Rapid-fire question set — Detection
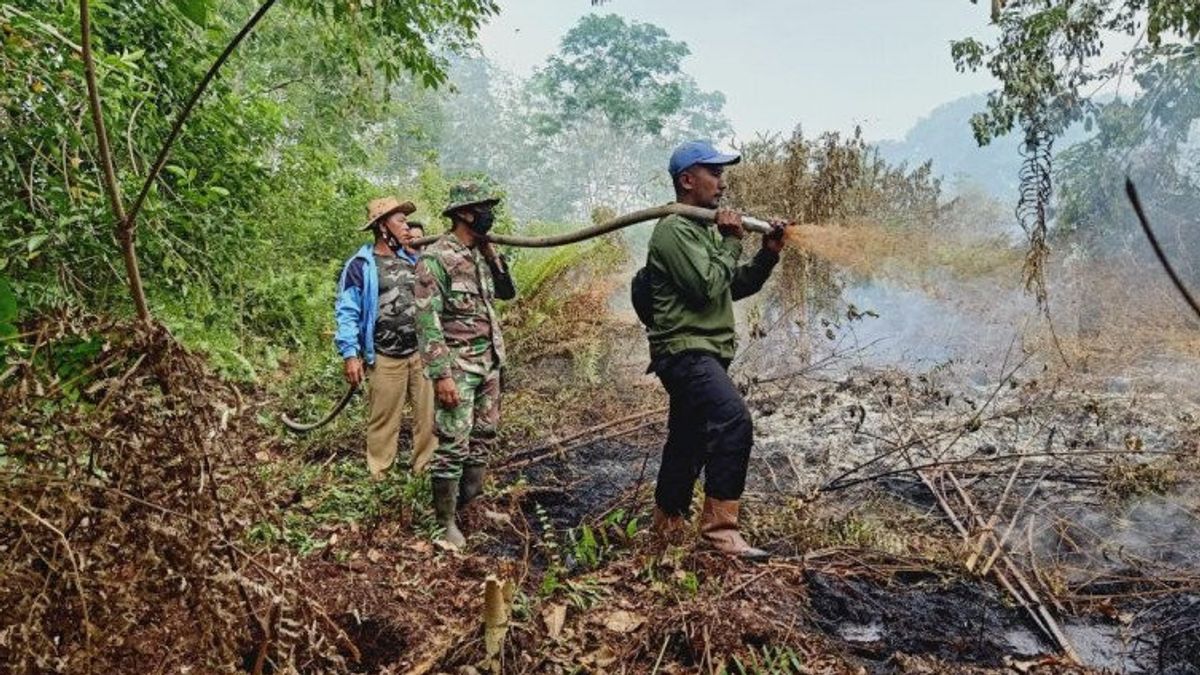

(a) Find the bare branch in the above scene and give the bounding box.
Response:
[79,0,150,324]
[123,0,279,231]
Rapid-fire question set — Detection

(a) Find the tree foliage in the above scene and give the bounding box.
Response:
[954,0,1200,146]
[530,13,716,136]
[1,0,495,375]
[441,15,731,223]
[1056,56,1200,281]
[951,0,1200,303]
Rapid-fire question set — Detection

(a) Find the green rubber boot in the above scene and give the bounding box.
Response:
[432,477,466,549]
[459,464,486,509]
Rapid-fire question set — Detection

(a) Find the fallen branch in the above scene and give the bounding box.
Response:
[503,406,667,465]
[500,416,666,471]
[944,471,1081,664]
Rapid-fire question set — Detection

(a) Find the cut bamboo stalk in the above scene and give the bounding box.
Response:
[483,575,515,674]
[981,469,1046,577]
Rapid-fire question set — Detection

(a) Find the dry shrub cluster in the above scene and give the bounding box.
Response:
[726,127,941,227]
[723,127,953,318]
[1050,249,1200,370]
[0,314,352,673]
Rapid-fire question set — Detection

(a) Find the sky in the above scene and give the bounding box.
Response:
[476,0,1003,143]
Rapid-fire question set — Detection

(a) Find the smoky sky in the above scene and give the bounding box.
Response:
[477,0,1004,142]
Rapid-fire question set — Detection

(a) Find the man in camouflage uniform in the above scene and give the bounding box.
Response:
[414,181,516,548]
[335,197,437,478]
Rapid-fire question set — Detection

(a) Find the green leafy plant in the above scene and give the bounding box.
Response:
[723,645,806,674]
[0,278,16,370]
[246,459,433,555]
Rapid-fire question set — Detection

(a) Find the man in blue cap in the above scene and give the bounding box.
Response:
[642,140,786,560]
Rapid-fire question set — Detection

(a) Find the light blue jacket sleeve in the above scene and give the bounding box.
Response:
[334,258,365,359]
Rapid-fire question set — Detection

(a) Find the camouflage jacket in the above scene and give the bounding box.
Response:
[415,236,516,379]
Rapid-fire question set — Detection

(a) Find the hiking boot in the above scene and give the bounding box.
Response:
[652,505,689,546]
[699,497,769,562]
[432,477,466,549]
[458,464,486,509]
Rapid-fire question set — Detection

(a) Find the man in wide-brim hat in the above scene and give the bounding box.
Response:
[414,180,516,549]
[334,196,437,479]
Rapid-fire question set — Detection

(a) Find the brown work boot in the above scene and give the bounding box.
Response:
[652,506,689,546]
[699,497,769,562]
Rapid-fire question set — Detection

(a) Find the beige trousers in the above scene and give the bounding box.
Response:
[367,353,436,476]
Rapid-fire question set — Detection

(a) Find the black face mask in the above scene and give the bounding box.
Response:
[470,208,495,237]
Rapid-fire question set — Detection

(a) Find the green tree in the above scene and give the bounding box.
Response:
[438,17,731,223]
[1056,57,1200,268]
[2,0,498,374]
[951,0,1200,301]
[530,13,696,136]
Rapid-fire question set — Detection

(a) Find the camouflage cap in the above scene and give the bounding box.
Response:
[441,180,501,217]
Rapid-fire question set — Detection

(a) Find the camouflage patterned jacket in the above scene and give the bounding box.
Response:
[414,236,516,379]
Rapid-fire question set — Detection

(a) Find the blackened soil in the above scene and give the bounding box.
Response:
[1148,594,1200,675]
[337,614,409,673]
[516,439,658,528]
[805,569,1049,671]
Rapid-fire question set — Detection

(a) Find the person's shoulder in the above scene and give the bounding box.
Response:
[340,255,369,289]
[422,238,459,263]
[650,213,701,247]
[656,212,691,228]
[418,242,461,278]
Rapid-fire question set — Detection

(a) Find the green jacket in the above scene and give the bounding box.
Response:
[645,213,779,362]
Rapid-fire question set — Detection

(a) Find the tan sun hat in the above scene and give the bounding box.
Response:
[362,197,416,231]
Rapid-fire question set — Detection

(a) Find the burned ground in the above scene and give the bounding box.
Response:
[4,266,1200,674]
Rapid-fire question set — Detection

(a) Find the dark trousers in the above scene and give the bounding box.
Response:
[653,351,753,516]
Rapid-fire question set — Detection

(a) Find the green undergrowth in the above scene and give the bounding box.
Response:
[247,458,436,556]
[723,645,809,674]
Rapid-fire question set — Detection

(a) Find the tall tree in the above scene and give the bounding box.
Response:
[438,15,731,222]
[952,0,1200,302]
[529,13,694,136]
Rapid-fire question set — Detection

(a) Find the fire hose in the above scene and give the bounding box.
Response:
[280,203,779,433]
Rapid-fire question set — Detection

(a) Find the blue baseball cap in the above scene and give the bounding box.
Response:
[668,140,741,178]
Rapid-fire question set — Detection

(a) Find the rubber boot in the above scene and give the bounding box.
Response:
[652,506,689,546]
[458,464,486,509]
[699,497,769,562]
[432,477,466,549]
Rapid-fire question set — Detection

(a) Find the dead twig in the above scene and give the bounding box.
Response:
[504,406,667,464]
[501,417,665,471]
[967,454,1024,572]
[980,466,1050,578]
[1,496,94,670]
